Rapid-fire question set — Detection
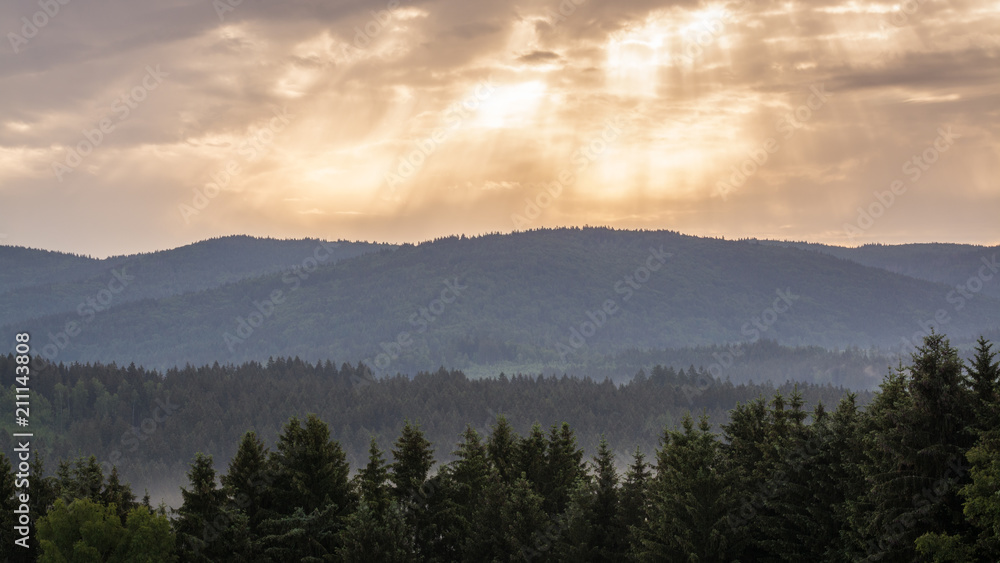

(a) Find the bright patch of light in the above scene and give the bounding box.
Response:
[472,81,547,128]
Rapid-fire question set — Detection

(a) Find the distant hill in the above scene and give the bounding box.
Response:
[3,228,997,380]
[0,235,389,327]
[759,240,1000,299]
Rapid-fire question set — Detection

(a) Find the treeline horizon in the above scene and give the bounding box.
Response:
[0,350,865,504]
[2,332,999,561]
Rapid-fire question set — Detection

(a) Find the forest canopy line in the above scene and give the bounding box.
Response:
[0,349,864,503]
[1,332,998,562]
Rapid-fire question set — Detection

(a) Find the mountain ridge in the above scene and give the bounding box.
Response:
[3,228,997,378]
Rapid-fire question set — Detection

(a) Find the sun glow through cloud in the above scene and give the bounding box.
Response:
[0,0,997,256]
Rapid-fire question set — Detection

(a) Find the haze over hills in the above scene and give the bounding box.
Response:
[0,236,389,328]
[3,228,998,386]
[760,239,1000,300]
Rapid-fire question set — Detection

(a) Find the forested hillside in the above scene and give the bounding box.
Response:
[3,228,998,373]
[0,351,863,508]
[0,236,388,328]
[762,240,1000,300]
[2,333,997,562]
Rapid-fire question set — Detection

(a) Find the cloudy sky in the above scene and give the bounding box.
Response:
[1,0,998,257]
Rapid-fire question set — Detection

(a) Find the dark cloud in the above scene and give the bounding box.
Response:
[518,49,562,62]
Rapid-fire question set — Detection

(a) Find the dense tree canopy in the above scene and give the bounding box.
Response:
[3,333,999,561]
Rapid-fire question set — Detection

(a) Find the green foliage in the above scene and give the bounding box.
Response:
[487,415,519,484]
[636,414,741,562]
[354,436,391,516]
[173,453,248,562]
[336,501,416,562]
[390,420,435,505]
[36,498,175,563]
[0,354,863,513]
[220,430,271,534]
[852,334,976,561]
[270,414,352,516]
[12,331,1000,562]
[258,505,341,562]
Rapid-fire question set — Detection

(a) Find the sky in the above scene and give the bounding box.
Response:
[1,0,998,257]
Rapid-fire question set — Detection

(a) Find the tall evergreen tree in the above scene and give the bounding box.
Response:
[221,430,271,534]
[447,424,492,554]
[270,414,353,516]
[967,336,1000,430]
[0,453,18,559]
[517,423,549,498]
[620,446,651,556]
[487,415,519,485]
[636,414,740,562]
[57,456,104,504]
[543,422,586,515]
[853,334,976,561]
[555,436,624,561]
[721,396,772,558]
[101,466,138,524]
[336,501,416,562]
[388,420,436,559]
[258,504,342,562]
[390,420,435,506]
[355,436,391,515]
[589,437,624,559]
[173,453,248,562]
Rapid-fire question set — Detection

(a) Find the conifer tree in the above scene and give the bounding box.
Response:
[270,414,353,515]
[258,504,341,561]
[221,430,271,533]
[543,422,586,515]
[390,420,435,506]
[57,455,104,504]
[487,415,519,484]
[967,336,999,430]
[636,414,740,562]
[620,446,651,555]
[554,436,624,561]
[101,466,137,524]
[517,423,548,496]
[336,501,416,562]
[854,334,976,561]
[0,453,17,557]
[355,436,391,515]
[174,453,248,562]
